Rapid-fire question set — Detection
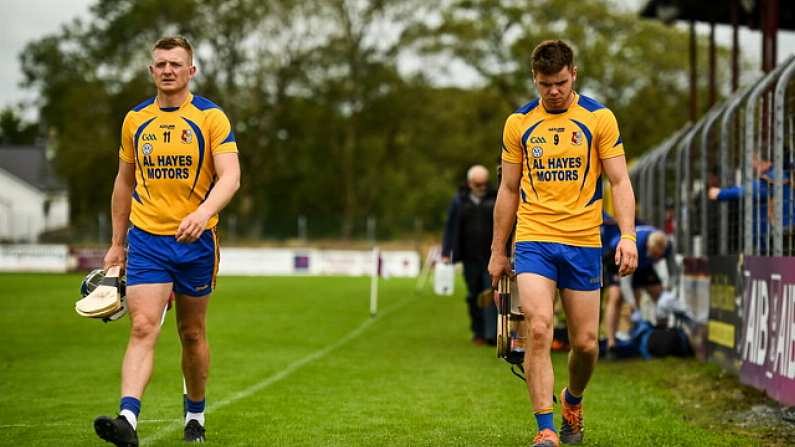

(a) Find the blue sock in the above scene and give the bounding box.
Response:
[534,408,556,432]
[564,388,583,406]
[119,396,141,417]
[186,398,205,414]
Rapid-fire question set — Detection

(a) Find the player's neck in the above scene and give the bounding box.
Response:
[157,89,191,109]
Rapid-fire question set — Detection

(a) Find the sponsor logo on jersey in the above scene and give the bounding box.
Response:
[532,156,582,182]
[532,146,543,158]
[142,143,154,156]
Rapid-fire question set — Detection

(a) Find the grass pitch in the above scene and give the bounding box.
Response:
[0,273,788,446]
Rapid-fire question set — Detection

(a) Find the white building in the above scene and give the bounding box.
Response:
[0,146,69,242]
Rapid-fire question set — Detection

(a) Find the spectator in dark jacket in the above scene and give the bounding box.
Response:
[442,165,498,345]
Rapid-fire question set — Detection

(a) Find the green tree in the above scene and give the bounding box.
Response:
[404,0,732,158]
[18,0,735,240]
[0,108,38,145]
[20,0,275,231]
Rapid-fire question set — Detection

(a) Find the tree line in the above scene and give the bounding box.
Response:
[15,0,730,240]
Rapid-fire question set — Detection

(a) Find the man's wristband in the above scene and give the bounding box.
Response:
[620,233,637,242]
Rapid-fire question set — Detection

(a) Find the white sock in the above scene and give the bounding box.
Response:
[119,409,138,430]
[185,411,205,427]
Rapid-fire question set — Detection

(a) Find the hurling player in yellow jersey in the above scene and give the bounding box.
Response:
[488,40,637,447]
[94,36,240,446]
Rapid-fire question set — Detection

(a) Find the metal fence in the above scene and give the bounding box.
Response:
[630,55,795,259]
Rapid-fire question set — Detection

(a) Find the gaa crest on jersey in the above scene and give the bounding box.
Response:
[142,143,153,155]
[181,129,193,144]
[571,131,583,146]
[532,146,543,158]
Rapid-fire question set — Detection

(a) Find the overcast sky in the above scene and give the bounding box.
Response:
[1,0,794,117]
[0,0,93,113]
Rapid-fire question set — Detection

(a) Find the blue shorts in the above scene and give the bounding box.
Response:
[514,242,602,291]
[126,226,219,297]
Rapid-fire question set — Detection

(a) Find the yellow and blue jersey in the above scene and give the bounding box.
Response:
[502,93,624,247]
[119,93,238,235]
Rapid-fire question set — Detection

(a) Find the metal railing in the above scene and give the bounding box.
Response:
[629,55,795,261]
[773,58,795,256]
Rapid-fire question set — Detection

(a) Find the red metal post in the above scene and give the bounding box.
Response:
[709,19,716,107]
[690,19,698,122]
[731,0,739,92]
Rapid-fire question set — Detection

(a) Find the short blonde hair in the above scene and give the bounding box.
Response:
[153,36,193,63]
[647,231,668,254]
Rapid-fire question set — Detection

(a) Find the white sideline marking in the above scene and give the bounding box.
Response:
[141,295,415,444]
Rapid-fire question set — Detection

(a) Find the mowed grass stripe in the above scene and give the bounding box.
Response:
[141,284,418,444]
[0,274,765,446]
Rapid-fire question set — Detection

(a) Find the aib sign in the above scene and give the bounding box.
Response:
[739,257,795,406]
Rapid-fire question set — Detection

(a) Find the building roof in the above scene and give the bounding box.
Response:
[0,145,65,192]
[640,0,795,31]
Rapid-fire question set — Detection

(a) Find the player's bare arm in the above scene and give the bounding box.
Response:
[104,160,135,270]
[602,155,638,276]
[176,152,241,243]
[488,160,520,287]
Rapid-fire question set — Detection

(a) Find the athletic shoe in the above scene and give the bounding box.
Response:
[184,419,206,442]
[531,428,560,447]
[559,388,584,444]
[94,415,138,447]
